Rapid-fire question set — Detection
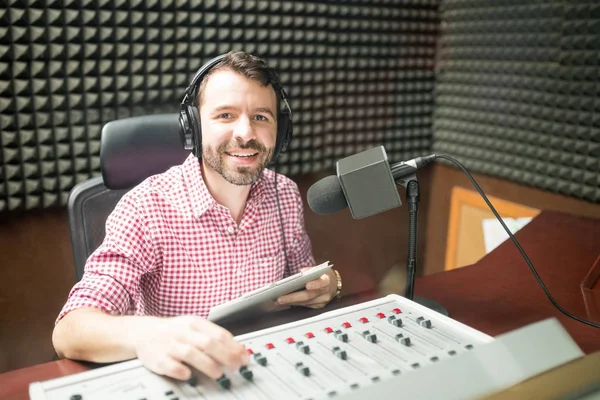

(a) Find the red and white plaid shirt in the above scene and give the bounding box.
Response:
[57,154,315,322]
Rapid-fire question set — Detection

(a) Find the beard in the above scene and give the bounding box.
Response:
[202,138,274,186]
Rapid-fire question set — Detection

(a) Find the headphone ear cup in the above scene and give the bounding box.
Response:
[179,104,194,151]
[178,104,202,156]
[274,112,292,161]
[187,105,202,156]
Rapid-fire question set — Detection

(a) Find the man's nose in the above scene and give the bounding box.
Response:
[233,116,255,142]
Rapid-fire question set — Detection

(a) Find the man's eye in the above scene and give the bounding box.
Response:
[219,113,233,119]
[254,115,267,121]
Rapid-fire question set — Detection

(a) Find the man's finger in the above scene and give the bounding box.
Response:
[182,330,248,372]
[305,273,330,290]
[187,319,249,370]
[278,288,323,305]
[290,293,331,308]
[152,356,193,381]
[169,343,222,380]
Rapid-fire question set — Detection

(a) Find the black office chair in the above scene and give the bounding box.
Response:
[67,113,190,281]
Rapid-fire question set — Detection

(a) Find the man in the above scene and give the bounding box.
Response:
[53,51,342,383]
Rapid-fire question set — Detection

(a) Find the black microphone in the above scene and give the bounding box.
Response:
[307,146,436,218]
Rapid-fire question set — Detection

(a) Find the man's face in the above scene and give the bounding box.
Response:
[199,69,277,186]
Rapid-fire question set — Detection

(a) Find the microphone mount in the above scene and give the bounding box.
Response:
[396,172,448,316]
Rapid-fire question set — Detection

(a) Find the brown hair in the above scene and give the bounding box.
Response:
[195,50,275,106]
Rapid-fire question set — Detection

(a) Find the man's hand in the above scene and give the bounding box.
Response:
[276,268,338,309]
[134,316,249,381]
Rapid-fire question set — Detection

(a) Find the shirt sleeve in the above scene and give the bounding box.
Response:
[56,195,156,323]
[284,182,316,276]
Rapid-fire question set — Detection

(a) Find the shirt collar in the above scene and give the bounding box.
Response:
[181,154,273,219]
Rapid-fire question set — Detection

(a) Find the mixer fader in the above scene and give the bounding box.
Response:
[29,295,493,400]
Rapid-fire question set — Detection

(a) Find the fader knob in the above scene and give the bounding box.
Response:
[416,316,432,328]
[253,352,267,366]
[216,375,231,390]
[239,365,253,380]
[295,362,310,376]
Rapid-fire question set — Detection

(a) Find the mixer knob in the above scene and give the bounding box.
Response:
[360,330,377,343]
[253,352,267,366]
[334,329,348,342]
[388,315,403,327]
[395,334,411,346]
[216,374,231,390]
[295,362,310,376]
[296,341,310,354]
[239,365,253,381]
[331,346,347,360]
[187,374,198,386]
[416,316,432,328]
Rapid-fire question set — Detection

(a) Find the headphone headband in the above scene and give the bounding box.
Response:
[182,54,227,103]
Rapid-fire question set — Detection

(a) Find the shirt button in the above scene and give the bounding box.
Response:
[227,226,235,234]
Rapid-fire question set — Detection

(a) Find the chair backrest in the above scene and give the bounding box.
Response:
[67,177,129,281]
[67,113,190,280]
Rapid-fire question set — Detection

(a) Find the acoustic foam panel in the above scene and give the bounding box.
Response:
[434,0,600,202]
[0,0,439,212]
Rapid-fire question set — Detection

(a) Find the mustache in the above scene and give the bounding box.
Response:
[219,138,267,153]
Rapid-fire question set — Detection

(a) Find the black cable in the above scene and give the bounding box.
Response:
[435,154,600,329]
[273,166,290,275]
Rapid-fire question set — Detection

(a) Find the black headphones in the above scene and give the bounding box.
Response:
[179,54,293,162]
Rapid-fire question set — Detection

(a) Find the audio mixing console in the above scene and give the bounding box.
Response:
[29,295,499,400]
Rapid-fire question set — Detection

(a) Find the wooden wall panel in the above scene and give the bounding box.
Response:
[424,163,600,276]
[0,208,76,374]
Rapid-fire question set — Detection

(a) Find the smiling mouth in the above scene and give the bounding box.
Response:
[226,152,259,158]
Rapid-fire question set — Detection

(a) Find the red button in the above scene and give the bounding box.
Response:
[376,312,386,319]
[285,337,295,344]
[305,332,315,339]
[392,308,402,314]
[342,322,352,328]
[359,317,369,323]
[266,343,275,349]
[247,349,253,354]
[324,327,334,333]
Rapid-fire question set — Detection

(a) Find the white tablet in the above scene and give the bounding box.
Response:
[207,261,333,323]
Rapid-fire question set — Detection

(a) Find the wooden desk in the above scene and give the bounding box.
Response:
[1,210,598,400]
[417,210,600,354]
